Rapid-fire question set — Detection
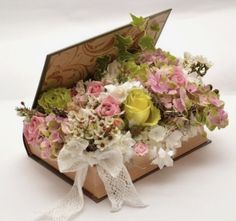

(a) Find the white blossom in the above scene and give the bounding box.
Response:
[165,130,183,150]
[152,148,174,169]
[148,125,167,143]
[187,72,203,85]
[181,126,200,141]
[111,131,136,162]
[104,81,143,103]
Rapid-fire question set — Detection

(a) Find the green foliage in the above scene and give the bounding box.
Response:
[139,35,155,50]
[94,55,111,80]
[38,88,71,114]
[115,34,135,61]
[117,72,128,83]
[130,13,147,31]
[125,60,148,81]
[116,34,133,49]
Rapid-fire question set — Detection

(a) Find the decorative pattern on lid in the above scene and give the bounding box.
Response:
[33,9,172,108]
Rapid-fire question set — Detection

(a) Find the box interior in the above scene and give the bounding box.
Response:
[32,9,172,108]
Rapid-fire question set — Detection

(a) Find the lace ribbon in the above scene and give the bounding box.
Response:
[39,138,146,221]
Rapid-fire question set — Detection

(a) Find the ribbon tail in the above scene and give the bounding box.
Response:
[97,164,147,212]
[38,166,88,221]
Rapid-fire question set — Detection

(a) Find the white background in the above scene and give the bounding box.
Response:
[0,1,236,220]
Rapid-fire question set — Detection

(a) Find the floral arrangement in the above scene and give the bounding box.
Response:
[17,14,228,220]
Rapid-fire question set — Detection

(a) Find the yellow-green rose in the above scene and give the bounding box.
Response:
[38,88,71,114]
[124,88,161,126]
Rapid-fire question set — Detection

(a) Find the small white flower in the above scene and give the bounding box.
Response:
[112,131,136,162]
[165,130,183,150]
[152,148,174,169]
[148,125,167,143]
[181,126,199,141]
[195,55,213,68]
[187,72,203,85]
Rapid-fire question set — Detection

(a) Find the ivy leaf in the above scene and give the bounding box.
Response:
[130,13,147,31]
[150,23,160,32]
[94,55,111,80]
[115,34,135,61]
[139,35,155,50]
[115,34,133,50]
[118,50,135,62]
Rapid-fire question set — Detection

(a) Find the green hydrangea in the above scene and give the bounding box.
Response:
[38,88,71,114]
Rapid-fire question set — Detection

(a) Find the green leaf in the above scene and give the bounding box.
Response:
[125,61,148,81]
[139,35,155,50]
[115,34,133,50]
[130,13,147,31]
[117,50,135,62]
[150,23,160,32]
[115,34,135,61]
[96,55,110,70]
[94,55,111,80]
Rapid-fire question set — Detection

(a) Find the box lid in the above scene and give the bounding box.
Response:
[32,9,172,108]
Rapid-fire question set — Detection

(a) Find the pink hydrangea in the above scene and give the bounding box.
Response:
[173,98,185,113]
[199,94,209,106]
[134,142,148,156]
[171,66,186,86]
[49,131,62,143]
[186,82,198,93]
[208,93,224,107]
[23,116,45,146]
[40,138,51,158]
[209,109,228,128]
[147,71,169,94]
[160,96,173,109]
[172,88,187,113]
[87,81,104,97]
[96,96,120,117]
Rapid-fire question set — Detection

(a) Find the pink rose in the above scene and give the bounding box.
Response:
[171,66,186,86]
[96,96,120,117]
[134,142,148,156]
[23,116,45,146]
[87,81,104,97]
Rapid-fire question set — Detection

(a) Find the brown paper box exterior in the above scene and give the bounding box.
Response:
[25,133,210,201]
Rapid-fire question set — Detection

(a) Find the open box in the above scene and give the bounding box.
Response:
[23,9,211,202]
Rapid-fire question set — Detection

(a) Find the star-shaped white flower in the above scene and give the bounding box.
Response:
[111,131,136,162]
[152,148,174,169]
